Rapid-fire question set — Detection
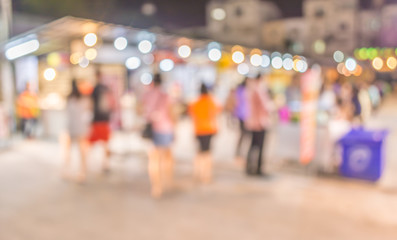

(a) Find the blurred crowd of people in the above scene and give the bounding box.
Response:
[45,69,275,198]
[13,67,394,198]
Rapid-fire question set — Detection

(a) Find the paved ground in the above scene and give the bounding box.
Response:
[1,95,397,240]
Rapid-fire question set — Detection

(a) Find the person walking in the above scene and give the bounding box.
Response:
[142,74,175,198]
[189,83,221,184]
[244,74,270,176]
[233,78,249,162]
[89,70,114,172]
[62,80,91,182]
[16,83,40,138]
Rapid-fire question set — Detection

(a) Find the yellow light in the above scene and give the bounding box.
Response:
[47,52,61,67]
[337,63,344,74]
[372,57,383,71]
[84,33,97,47]
[250,48,262,56]
[386,57,397,70]
[85,48,97,60]
[70,52,82,65]
[43,68,56,81]
[231,45,243,53]
[313,40,326,54]
[293,59,300,71]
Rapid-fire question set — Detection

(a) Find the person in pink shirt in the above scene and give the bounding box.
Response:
[142,74,175,198]
[244,74,270,176]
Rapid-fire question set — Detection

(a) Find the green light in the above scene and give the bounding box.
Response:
[354,49,361,59]
[359,48,367,60]
[367,48,378,60]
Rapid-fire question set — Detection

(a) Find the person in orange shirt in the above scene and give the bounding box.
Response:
[188,84,221,184]
[16,83,40,138]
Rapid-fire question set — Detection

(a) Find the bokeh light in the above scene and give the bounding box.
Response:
[138,40,153,54]
[79,57,89,68]
[211,8,226,21]
[237,63,249,75]
[70,52,82,65]
[271,56,283,69]
[313,40,326,54]
[178,45,191,58]
[282,53,293,60]
[232,51,244,64]
[43,68,56,81]
[159,59,174,72]
[353,65,363,76]
[358,48,367,60]
[282,58,294,70]
[141,2,157,16]
[125,57,141,70]
[271,52,281,58]
[83,33,97,47]
[367,48,378,60]
[85,48,97,60]
[114,37,128,50]
[386,57,397,70]
[140,72,153,85]
[261,55,270,68]
[337,63,344,74]
[372,57,383,71]
[142,54,154,65]
[208,48,222,62]
[295,60,308,73]
[333,51,344,63]
[250,54,262,67]
[207,42,221,50]
[345,58,357,72]
[47,53,61,67]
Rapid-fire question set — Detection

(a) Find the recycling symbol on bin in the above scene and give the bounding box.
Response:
[348,146,371,173]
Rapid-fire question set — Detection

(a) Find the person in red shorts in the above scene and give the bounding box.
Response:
[89,70,114,172]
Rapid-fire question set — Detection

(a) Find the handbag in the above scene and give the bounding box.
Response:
[142,122,153,139]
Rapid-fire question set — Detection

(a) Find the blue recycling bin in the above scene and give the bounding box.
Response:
[339,128,388,182]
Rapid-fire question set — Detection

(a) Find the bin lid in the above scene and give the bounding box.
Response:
[339,128,388,144]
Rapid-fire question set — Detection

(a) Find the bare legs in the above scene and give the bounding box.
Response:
[76,139,89,182]
[61,132,71,179]
[194,152,212,184]
[102,142,111,173]
[148,147,174,198]
[61,133,89,183]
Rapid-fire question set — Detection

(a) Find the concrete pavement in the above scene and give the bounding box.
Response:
[1,95,397,239]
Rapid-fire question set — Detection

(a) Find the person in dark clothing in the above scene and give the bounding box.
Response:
[244,74,270,176]
[351,85,362,123]
[89,70,114,172]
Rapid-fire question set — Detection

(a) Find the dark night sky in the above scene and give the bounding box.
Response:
[13,0,382,29]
